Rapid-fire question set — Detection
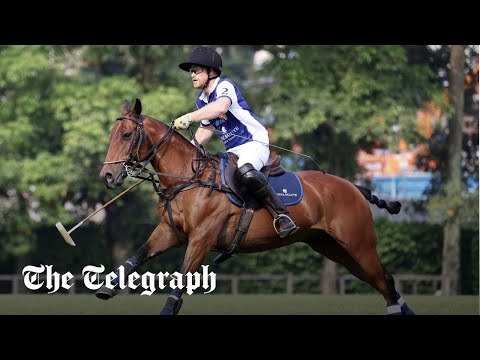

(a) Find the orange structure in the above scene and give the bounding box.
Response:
[357,100,445,178]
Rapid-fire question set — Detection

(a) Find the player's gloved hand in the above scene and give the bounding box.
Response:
[174,114,192,129]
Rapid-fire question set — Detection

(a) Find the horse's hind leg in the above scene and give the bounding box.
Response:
[383,267,415,315]
[305,230,413,315]
[95,223,182,300]
[346,246,415,315]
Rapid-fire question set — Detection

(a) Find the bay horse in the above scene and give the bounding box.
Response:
[97,99,415,315]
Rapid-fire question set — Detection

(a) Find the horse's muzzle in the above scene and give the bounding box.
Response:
[101,168,126,189]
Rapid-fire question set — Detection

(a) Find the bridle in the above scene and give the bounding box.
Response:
[102,112,230,245]
[103,113,227,194]
[103,114,176,179]
[115,114,148,170]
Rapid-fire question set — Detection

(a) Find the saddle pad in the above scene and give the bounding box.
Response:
[220,156,304,208]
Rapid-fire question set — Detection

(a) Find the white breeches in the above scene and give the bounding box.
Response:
[228,141,270,171]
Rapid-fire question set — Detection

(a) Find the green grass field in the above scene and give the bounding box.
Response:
[0,294,477,315]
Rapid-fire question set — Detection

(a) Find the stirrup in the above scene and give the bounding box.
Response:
[273,214,299,238]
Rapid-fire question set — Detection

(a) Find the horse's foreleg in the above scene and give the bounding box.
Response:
[95,222,182,300]
[160,238,216,315]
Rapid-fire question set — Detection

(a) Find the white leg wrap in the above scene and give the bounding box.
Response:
[387,304,402,314]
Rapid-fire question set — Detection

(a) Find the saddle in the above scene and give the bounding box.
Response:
[214,152,303,265]
[222,152,285,208]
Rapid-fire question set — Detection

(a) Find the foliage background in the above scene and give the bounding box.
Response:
[0,45,477,294]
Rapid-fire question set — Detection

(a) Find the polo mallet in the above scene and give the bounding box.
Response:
[56,179,145,246]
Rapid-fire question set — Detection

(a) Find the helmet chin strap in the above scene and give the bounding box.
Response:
[202,67,219,90]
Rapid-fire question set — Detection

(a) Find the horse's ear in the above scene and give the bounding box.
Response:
[122,100,131,114]
[133,98,142,116]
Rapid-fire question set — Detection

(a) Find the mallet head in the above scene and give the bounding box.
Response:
[55,222,76,246]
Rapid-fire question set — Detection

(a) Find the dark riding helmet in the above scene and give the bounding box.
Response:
[179,47,223,75]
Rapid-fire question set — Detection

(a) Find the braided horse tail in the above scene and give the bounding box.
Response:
[355,185,402,215]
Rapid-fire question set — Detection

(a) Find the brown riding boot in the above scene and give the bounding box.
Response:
[261,186,299,238]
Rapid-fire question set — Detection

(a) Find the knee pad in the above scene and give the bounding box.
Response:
[236,163,256,179]
[236,163,269,197]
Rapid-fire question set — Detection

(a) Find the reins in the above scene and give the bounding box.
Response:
[105,114,232,246]
[188,123,325,172]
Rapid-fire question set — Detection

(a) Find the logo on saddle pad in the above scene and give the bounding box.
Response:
[278,188,298,198]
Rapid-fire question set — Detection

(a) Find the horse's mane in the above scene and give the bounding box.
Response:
[144,115,220,161]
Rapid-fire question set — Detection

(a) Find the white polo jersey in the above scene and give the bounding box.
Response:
[197,77,269,151]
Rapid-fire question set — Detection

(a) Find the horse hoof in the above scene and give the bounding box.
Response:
[160,307,174,315]
[160,296,183,315]
[95,286,117,300]
[401,305,415,315]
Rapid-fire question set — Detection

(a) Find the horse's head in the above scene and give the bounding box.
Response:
[100,98,147,189]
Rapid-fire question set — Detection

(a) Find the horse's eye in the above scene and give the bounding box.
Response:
[123,132,132,140]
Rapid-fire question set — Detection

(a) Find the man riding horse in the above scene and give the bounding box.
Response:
[173,46,299,239]
[98,97,413,315]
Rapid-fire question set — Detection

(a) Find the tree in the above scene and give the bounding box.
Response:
[0,45,192,271]
[413,45,478,192]
[256,45,438,293]
[441,45,466,295]
[0,45,62,270]
[412,45,479,294]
